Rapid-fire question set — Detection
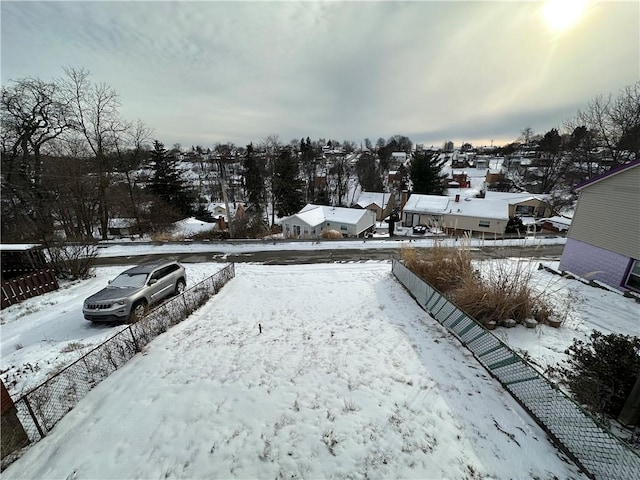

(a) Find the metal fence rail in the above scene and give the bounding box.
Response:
[9,263,235,451]
[391,259,640,480]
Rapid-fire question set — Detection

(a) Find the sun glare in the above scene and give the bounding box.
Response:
[543,0,588,31]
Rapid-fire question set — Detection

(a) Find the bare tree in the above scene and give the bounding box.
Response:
[570,81,640,167]
[112,119,153,232]
[519,126,535,145]
[62,67,128,239]
[1,77,74,240]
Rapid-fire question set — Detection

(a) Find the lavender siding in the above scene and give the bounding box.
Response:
[559,238,632,288]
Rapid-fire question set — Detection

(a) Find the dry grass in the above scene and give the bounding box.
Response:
[150,230,184,242]
[453,259,543,325]
[401,238,474,294]
[321,229,344,239]
[402,242,557,327]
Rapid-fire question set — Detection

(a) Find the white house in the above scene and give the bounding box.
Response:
[281,204,376,239]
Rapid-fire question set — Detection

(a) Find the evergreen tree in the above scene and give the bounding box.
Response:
[148,140,195,221]
[243,143,265,213]
[273,147,304,217]
[300,137,317,203]
[356,151,383,191]
[410,151,447,195]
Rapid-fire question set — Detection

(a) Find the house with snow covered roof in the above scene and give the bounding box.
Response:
[280,204,376,239]
[402,191,551,235]
[353,192,395,221]
[559,160,640,292]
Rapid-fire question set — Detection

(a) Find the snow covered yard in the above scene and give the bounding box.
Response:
[490,259,640,374]
[3,263,587,479]
[0,263,223,394]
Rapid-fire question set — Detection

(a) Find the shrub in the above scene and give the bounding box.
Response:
[190,229,230,241]
[453,258,553,325]
[554,331,640,418]
[45,242,98,280]
[321,229,344,239]
[402,244,558,327]
[401,239,474,293]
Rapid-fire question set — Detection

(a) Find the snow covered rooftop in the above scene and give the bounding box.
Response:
[294,204,372,226]
[484,191,549,203]
[402,194,450,214]
[355,192,391,209]
[447,197,509,220]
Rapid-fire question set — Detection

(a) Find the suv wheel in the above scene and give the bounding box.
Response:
[175,279,186,295]
[128,300,147,323]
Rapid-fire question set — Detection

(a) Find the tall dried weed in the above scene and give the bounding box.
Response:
[402,241,558,327]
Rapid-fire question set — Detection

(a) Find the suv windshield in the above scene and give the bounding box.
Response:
[110,273,148,288]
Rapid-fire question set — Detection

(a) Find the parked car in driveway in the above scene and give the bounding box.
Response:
[83,260,186,323]
[412,224,428,234]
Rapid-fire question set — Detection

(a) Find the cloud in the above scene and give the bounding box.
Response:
[2,1,638,148]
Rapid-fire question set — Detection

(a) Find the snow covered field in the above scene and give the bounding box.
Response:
[3,263,589,479]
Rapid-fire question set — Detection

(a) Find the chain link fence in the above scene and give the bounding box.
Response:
[7,263,235,459]
[392,259,640,480]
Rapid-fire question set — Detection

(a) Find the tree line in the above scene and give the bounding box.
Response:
[2,67,638,242]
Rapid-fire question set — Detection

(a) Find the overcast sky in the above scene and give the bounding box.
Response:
[2,1,638,149]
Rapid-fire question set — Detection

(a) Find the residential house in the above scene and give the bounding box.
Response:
[402,195,449,228]
[105,218,136,238]
[353,192,395,221]
[209,203,228,220]
[559,160,640,292]
[281,204,376,239]
[402,191,551,235]
[484,191,552,219]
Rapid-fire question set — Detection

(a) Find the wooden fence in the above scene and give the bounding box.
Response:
[1,269,59,309]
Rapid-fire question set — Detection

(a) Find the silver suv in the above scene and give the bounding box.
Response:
[83,260,186,323]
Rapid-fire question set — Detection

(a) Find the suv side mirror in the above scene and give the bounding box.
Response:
[149,279,158,285]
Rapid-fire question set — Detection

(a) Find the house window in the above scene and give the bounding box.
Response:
[293,225,301,236]
[478,220,491,228]
[625,260,640,291]
[340,224,348,231]
[515,205,535,216]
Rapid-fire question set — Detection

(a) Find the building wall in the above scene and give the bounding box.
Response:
[567,165,640,259]
[441,215,506,235]
[508,199,551,218]
[281,219,318,239]
[402,211,442,227]
[559,237,632,288]
[282,214,374,239]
